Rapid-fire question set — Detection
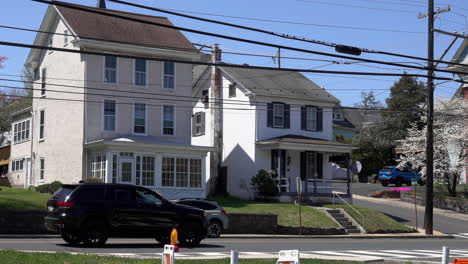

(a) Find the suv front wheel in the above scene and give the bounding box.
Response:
[80,220,108,247]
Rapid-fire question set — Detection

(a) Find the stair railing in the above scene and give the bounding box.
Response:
[332,191,365,231]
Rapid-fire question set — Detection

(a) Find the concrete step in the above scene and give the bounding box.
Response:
[0,177,11,187]
[342,225,357,230]
[330,214,344,218]
[347,229,361,234]
[327,210,340,214]
[334,217,347,221]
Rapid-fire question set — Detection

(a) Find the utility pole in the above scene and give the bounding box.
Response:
[277,48,281,68]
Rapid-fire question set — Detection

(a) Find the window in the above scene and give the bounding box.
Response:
[161,157,202,188]
[47,36,53,53]
[193,112,205,136]
[137,156,155,186]
[63,29,69,46]
[11,159,24,172]
[135,58,147,86]
[273,104,284,128]
[41,68,46,96]
[39,110,45,140]
[89,154,106,180]
[13,119,30,143]
[134,103,146,134]
[229,83,236,97]
[333,109,343,121]
[136,189,162,205]
[306,107,317,131]
[104,56,117,83]
[306,152,316,179]
[40,158,45,180]
[103,100,116,131]
[163,62,175,89]
[162,105,175,135]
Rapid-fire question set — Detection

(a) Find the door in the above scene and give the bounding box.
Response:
[119,158,134,184]
[135,188,177,232]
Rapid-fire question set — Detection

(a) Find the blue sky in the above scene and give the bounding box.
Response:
[1,0,467,106]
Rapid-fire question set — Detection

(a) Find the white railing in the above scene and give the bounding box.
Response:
[332,191,365,231]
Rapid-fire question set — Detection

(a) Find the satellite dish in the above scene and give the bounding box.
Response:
[350,161,362,174]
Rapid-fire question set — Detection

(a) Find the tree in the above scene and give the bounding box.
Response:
[398,98,467,197]
[0,56,7,69]
[354,91,383,109]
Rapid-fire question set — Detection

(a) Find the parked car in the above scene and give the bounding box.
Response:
[172,199,228,238]
[44,183,208,247]
[378,166,422,187]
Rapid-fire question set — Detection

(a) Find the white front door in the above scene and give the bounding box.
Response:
[119,158,135,184]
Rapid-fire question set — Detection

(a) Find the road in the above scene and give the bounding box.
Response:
[0,237,467,262]
[351,182,393,196]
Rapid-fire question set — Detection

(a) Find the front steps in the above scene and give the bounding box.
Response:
[327,209,362,234]
[0,177,11,187]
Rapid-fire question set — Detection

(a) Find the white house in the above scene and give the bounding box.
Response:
[192,46,355,201]
[9,1,212,199]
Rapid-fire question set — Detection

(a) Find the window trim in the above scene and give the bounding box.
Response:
[193,112,204,136]
[305,106,318,131]
[162,61,176,90]
[161,104,176,136]
[161,156,203,189]
[103,55,118,84]
[102,99,117,132]
[12,118,31,144]
[134,58,148,88]
[88,153,107,180]
[273,103,285,128]
[136,155,156,187]
[39,110,45,141]
[11,159,25,172]
[133,102,147,135]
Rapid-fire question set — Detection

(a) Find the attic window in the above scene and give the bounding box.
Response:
[229,83,236,97]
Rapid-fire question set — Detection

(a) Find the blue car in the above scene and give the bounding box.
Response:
[378,166,422,187]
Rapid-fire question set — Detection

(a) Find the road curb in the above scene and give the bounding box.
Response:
[220,234,450,239]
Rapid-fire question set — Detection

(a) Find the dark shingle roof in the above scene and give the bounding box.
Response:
[56,2,197,52]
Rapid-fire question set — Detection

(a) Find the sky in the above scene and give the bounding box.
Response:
[0,0,467,106]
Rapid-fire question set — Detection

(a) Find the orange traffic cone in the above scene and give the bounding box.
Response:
[170,227,179,252]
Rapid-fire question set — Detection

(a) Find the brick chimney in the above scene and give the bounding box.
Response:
[97,0,106,8]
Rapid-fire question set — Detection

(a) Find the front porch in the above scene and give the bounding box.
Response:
[84,137,212,199]
[256,135,356,203]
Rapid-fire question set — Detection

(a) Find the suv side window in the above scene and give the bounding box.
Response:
[192,201,217,210]
[136,189,162,206]
[113,187,136,201]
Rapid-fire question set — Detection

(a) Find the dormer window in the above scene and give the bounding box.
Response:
[333,109,343,121]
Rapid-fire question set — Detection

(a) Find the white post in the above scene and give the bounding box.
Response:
[442,247,449,264]
[230,250,238,264]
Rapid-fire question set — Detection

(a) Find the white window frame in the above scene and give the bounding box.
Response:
[103,56,118,84]
[63,29,69,46]
[134,58,148,87]
[103,99,117,131]
[136,155,156,187]
[13,119,31,144]
[306,106,317,131]
[273,103,284,128]
[133,102,147,135]
[39,110,45,141]
[39,158,45,181]
[89,154,107,180]
[162,105,176,136]
[160,156,203,189]
[194,112,203,136]
[162,61,176,90]
[11,159,24,172]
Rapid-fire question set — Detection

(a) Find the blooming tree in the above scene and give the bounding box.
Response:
[398,97,467,196]
[0,56,6,69]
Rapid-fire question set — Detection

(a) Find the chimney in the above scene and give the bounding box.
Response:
[97,0,106,8]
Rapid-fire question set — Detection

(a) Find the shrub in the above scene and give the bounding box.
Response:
[83,177,103,183]
[250,169,279,197]
[36,181,62,194]
[27,186,36,192]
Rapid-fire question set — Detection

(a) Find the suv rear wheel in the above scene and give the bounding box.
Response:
[61,231,81,245]
[80,220,108,247]
[179,224,202,247]
[208,220,222,238]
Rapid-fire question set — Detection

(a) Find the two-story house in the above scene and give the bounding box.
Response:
[192,46,355,202]
[9,1,212,199]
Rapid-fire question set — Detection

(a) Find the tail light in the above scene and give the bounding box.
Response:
[56,201,75,208]
[221,210,227,215]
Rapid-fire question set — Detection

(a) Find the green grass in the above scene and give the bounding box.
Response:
[212,196,338,229]
[0,187,49,210]
[325,204,414,233]
[0,250,366,264]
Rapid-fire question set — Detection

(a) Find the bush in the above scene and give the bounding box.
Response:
[250,169,279,197]
[27,186,36,192]
[83,178,103,183]
[36,181,62,194]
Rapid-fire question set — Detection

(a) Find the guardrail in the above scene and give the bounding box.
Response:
[332,191,365,230]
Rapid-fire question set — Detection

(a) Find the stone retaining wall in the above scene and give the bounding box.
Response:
[401,192,468,214]
[226,213,278,234]
[0,209,51,234]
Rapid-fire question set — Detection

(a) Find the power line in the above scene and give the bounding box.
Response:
[109,0,465,68]
[296,0,415,13]
[31,0,468,74]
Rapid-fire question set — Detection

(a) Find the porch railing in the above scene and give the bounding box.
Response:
[304,179,351,195]
[332,191,365,230]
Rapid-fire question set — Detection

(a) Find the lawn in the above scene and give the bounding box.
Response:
[213,196,338,229]
[325,204,414,233]
[0,187,49,210]
[0,250,366,264]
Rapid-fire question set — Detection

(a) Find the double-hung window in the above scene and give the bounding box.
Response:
[103,100,116,131]
[306,107,317,131]
[39,110,45,140]
[40,158,45,180]
[89,154,106,180]
[135,58,147,87]
[163,62,175,89]
[193,112,205,136]
[13,120,30,143]
[134,103,146,134]
[11,159,24,172]
[273,103,284,128]
[41,68,46,96]
[162,105,175,135]
[104,56,117,83]
[161,157,202,188]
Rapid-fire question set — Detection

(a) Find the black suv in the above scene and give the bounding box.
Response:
[44,183,208,247]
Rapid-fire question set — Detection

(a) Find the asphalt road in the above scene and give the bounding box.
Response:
[351,182,394,196]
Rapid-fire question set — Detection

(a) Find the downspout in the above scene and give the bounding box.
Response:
[83,53,88,181]
[29,110,34,187]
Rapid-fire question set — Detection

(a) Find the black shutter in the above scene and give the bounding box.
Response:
[280,150,286,177]
[267,103,273,127]
[317,153,323,179]
[284,104,290,128]
[301,106,306,130]
[201,112,205,135]
[300,152,306,181]
[192,114,197,136]
[317,108,323,131]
